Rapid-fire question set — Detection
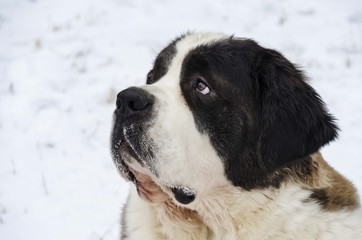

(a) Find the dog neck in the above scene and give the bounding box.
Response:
[190,152,359,239]
[148,152,360,239]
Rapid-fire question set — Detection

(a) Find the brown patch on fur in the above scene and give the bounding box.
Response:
[130,169,169,203]
[154,198,211,239]
[301,153,360,211]
[158,197,203,224]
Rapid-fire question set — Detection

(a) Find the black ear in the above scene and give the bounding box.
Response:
[254,49,338,170]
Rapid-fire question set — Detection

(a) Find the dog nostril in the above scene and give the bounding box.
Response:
[115,87,154,120]
[116,98,122,110]
[128,100,149,112]
[128,101,135,111]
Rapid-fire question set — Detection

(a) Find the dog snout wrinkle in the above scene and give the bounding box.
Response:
[116,87,154,122]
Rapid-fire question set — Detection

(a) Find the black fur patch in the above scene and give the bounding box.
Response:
[308,185,360,211]
[147,34,187,84]
[179,37,338,189]
[309,189,329,206]
[253,49,338,170]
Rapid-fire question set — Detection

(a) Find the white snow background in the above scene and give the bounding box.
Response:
[0,0,361,239]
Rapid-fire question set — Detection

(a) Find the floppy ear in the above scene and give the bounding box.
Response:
[253,49,338,170]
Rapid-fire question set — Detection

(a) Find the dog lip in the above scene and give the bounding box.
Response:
[111,131,144,166]
[111,138,135,182]
[111,138,148,185]
[112,152,134,182]
[111,123,157,185]
[120,164,137,184]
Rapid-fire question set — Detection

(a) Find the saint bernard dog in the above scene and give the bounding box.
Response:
[111,32,362,240]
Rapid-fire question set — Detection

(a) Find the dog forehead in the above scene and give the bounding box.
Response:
[173,33,227,69]
[175,32,227,59]
[152,32,227,88]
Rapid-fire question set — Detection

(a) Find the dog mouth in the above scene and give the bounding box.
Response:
[111,122,161,188]
[111,136,167,202]
[111,125,197,205]
[111,122,152,175]
[111,133,150,184]
[111,138,137,183]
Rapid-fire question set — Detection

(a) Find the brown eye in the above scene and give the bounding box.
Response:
[195,78,210,95]
[146,70,154,84]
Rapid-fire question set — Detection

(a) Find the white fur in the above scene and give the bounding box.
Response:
[140,32,231,206]
[123,182,362,240]
[122,187,161,240]
[121,33,362,240]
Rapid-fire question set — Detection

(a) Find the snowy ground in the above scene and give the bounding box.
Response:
[0,0,361,239]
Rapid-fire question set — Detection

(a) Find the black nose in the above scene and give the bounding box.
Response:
[115,87,154,122]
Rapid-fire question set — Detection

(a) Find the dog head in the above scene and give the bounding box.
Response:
[111,32,338,206]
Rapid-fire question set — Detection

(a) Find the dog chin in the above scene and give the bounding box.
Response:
[112,135,198,205]
[116,150,198,205]
[111,148,136,183]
